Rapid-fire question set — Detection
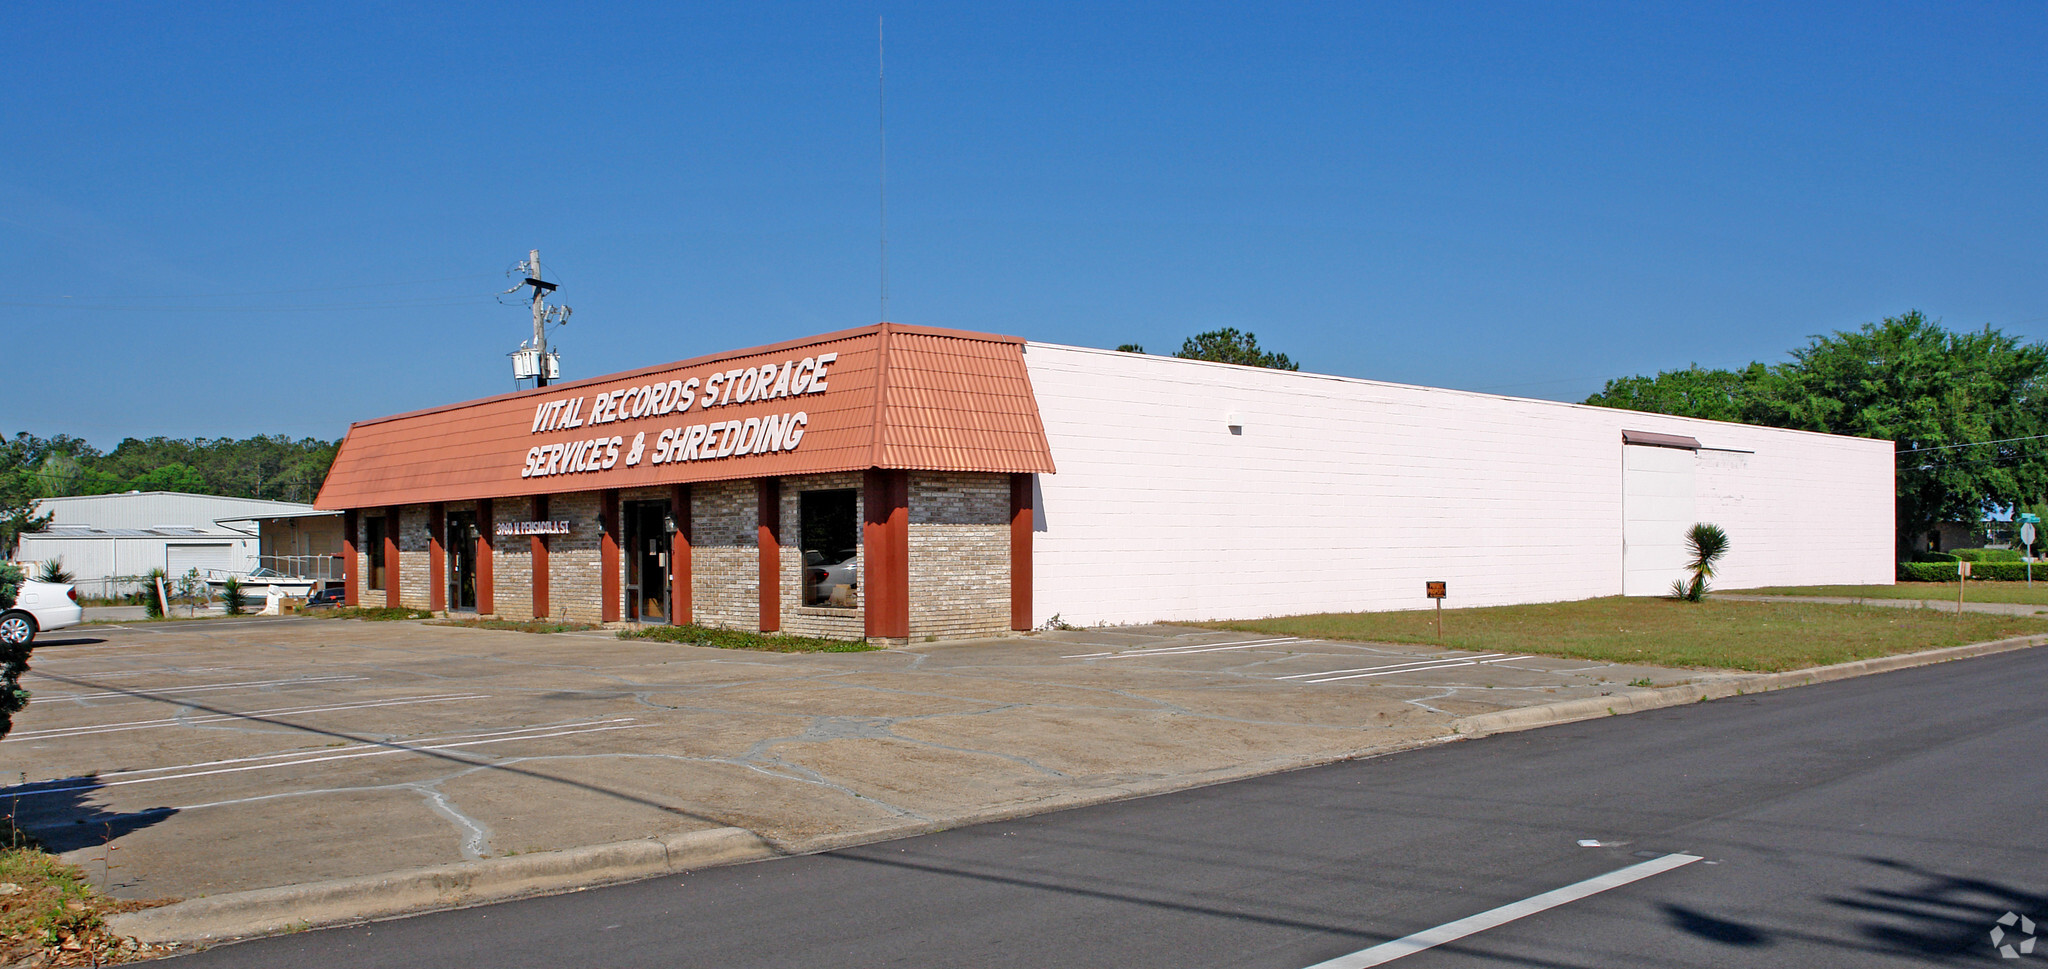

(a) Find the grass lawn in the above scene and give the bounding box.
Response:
[1202,596,2048,672]
[1740,583,2048,606]
[618,624,878,653]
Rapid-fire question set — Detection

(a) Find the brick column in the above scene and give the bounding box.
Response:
[428,503,446,613]
[862,469,909,640]
[476,497,495,616]
[671,484,692,626]
[600,490,621,623]
[384,506,402,609]
[342,509,359,607]
[1010,474,1033,631]
[531,495,550,620]
[757,479,781,632]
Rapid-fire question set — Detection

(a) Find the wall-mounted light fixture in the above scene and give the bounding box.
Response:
[664,515,679,535]
[1226,411,1244,435]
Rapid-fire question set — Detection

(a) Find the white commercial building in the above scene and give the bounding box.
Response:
[1022,343,1895,626]
[15,492,331,597]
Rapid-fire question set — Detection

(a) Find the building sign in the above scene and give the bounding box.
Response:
[1426,581,1447,599]
[496,520,572,536]
[518,353,836,480]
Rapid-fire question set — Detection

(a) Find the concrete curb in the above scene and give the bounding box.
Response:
[107,826,775,944]
[1452,633,2048,738]
[108,633,2048,946]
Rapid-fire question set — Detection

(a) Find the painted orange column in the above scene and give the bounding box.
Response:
[427,503,446,613]
[531,496,550,620]
[757,479,781,632]
[671,484,692,626]
[862,469,909,640]
[342,510,360,607]
[1010,474,1033,631]
[476,498,495,616]
[384,506,402,609]
[600,490,621,623]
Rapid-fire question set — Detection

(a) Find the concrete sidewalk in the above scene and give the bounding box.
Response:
[2,616,2032,943]
[1720,593,2048,616]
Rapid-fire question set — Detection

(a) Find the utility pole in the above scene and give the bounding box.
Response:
[506,249,568,389]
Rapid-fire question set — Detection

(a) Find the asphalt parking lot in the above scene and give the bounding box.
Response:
[3,616,1694,903]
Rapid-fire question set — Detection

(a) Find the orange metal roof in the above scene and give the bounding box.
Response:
[316,323,1055,509]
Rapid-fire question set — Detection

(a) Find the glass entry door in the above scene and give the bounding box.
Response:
[446,510,478,611]
[624,501,671,623]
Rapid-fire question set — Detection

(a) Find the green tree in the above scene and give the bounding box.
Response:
[126,462,209,494]
[1587,311,2048,555]
[1174,328,1299,371]
[1583,363,1773,424]
[1758,311,2048,555]
[0,562,29,739]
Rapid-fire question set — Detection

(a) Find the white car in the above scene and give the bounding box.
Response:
[2,580,82,646]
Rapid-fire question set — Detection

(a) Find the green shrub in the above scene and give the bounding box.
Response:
[1899,560,2044,582]
[143,568,168,619]
[1954,548,2023,562]
[221,576,247,616]
[33,558,73,584]
[1911,551,1960,563]
[0,563,20,611]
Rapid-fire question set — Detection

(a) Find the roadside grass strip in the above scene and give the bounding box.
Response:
[1303,852,1703,968]
[1062,637,1302,659]
[1,694,490,742]
[1204,597,2048,671]
[3,719,645,800]
[1742,582,2048,606]
[1281,653,1531,684]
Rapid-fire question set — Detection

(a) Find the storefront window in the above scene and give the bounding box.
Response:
[800,490,858,607]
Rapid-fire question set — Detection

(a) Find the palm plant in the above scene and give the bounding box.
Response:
[34,558,74,584]
[221,576,247,616]
[1671,523,1730,602]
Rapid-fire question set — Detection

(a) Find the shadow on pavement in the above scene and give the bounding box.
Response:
[2,775,177,853]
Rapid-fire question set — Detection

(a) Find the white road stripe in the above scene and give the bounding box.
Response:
[77,718,638,779]
[1301,852,1703,968]
[1063,637,1300,659]
[3,694,489,741]
[1279,654,1506,680]
[39,675,365,702]
[6,720,644,797]
[1303,655,1531,684]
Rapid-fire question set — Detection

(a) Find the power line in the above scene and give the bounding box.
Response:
[1897,433,2048,455]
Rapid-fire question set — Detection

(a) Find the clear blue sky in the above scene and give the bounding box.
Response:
[7,1,2043,446]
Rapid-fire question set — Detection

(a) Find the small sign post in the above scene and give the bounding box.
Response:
[2022,514,2039,588]
[1957,560,1970,615]
[1426,581,1447,641]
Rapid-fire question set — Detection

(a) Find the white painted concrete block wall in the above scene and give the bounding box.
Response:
[1022,343,1895,626]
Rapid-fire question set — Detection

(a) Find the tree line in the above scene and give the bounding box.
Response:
[1,433,340,554]
[1583,311,2048,555]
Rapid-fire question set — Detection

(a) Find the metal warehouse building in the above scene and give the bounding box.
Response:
[315,323,1895,641]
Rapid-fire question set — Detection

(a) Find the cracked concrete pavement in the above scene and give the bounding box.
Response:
[4,617,1698,903]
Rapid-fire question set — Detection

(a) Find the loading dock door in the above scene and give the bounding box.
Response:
[1622,444,1697,596]
[167,543,234,580]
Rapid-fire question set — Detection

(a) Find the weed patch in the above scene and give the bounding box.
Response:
[315,607,433,621]
[0,847,175,965]
[428,618,598,634]
[618,624,876,653]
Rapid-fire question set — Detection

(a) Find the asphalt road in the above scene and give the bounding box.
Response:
[170,645,2048,968]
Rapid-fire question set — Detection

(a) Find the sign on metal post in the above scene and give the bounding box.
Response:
[2022,517,2038,587]
[1427,581,1447,641]
[1958,560,1970,615]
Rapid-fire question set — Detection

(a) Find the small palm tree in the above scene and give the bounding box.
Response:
[1671,523,1730,602]
[35,558,74,584]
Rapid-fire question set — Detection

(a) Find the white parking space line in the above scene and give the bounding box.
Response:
[2,694,489,742]
[1278,654,1509,681]
[28,666,252,681]
[1302,852,1704,968]
[36,675,367,702]
[1301,656,1530,684]
[1063,637,1301,659]
[5,719,645,798]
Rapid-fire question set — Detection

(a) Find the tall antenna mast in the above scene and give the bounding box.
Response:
[878,15,889,324]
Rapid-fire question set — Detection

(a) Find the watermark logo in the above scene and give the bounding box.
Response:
[1992,912,2037,959]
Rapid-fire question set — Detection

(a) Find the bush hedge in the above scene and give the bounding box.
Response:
[1898,560,2044,582]
[1956,548,2023,562]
